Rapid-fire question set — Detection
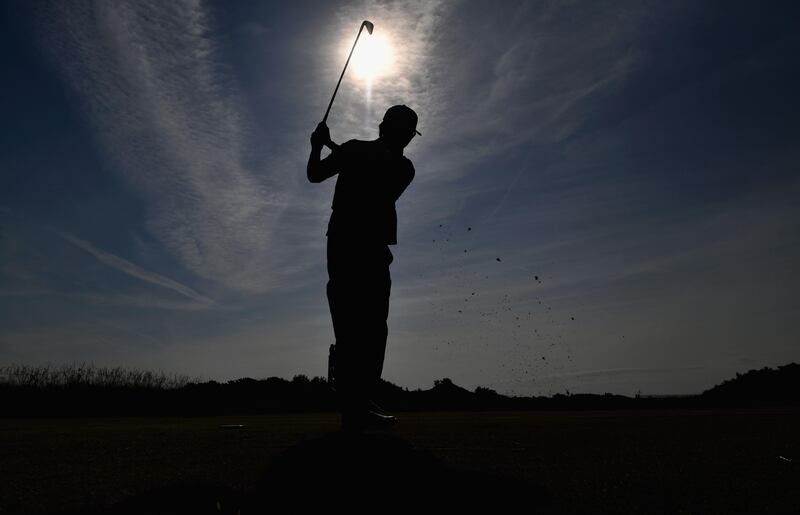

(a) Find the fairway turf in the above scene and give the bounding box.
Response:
[1,409,798,514]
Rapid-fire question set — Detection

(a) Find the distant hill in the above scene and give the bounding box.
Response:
[1,363,798,417]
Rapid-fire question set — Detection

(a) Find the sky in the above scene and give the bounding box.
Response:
[1,0,799,396]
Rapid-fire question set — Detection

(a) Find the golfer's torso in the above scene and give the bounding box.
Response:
[327,140,411,245]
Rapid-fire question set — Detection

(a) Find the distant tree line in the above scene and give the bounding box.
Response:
[0,362,798,417]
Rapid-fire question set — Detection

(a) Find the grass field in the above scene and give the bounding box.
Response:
[1,409,798,514]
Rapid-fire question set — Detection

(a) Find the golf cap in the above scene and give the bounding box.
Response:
[383,104,422,136]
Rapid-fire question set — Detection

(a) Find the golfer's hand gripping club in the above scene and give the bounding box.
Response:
[311,121,338,151]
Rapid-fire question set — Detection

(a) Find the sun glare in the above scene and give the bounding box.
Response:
[349,33,395,81]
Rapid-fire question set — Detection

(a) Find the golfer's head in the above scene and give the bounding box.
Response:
[379,104,421,150]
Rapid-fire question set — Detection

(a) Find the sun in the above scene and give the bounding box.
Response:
[349,33,395,81]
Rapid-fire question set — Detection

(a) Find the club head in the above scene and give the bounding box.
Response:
[363,20,374,35]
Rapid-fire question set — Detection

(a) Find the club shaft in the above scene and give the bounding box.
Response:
[322,24,368,124]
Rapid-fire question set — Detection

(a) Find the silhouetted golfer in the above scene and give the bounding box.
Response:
[308,105,419,432]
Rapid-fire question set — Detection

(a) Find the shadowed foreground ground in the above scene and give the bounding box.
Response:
[1,409,798,514]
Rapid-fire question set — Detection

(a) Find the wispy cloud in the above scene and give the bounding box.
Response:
[60,231,213,306]
[409,1,646,176]
[38,0,302,292]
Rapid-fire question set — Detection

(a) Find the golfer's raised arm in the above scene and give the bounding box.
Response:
[307,122,339,183]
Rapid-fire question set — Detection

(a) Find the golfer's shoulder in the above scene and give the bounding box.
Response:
[334,139,359,154]
[333,138,366,160]
[328,139,360,166]
[340,139,368,151]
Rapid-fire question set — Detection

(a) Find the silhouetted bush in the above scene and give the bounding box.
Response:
[702,363,800,406]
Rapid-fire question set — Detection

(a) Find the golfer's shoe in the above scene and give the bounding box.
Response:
[363,410,398,429]
[342,410,398,432]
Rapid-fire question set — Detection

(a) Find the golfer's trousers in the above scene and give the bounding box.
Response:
[326,237,393,414]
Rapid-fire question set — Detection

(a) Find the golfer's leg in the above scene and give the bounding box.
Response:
[362,248,392,403]
[370,272,390,382]
[327,239,361,418]
[330,289,364,416]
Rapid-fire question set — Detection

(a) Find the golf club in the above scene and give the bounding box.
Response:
[321,20,374,149]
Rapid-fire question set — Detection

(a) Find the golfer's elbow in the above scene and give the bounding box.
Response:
[307,168,323,183]
[307,148,338,182]
[307,162,321,183]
